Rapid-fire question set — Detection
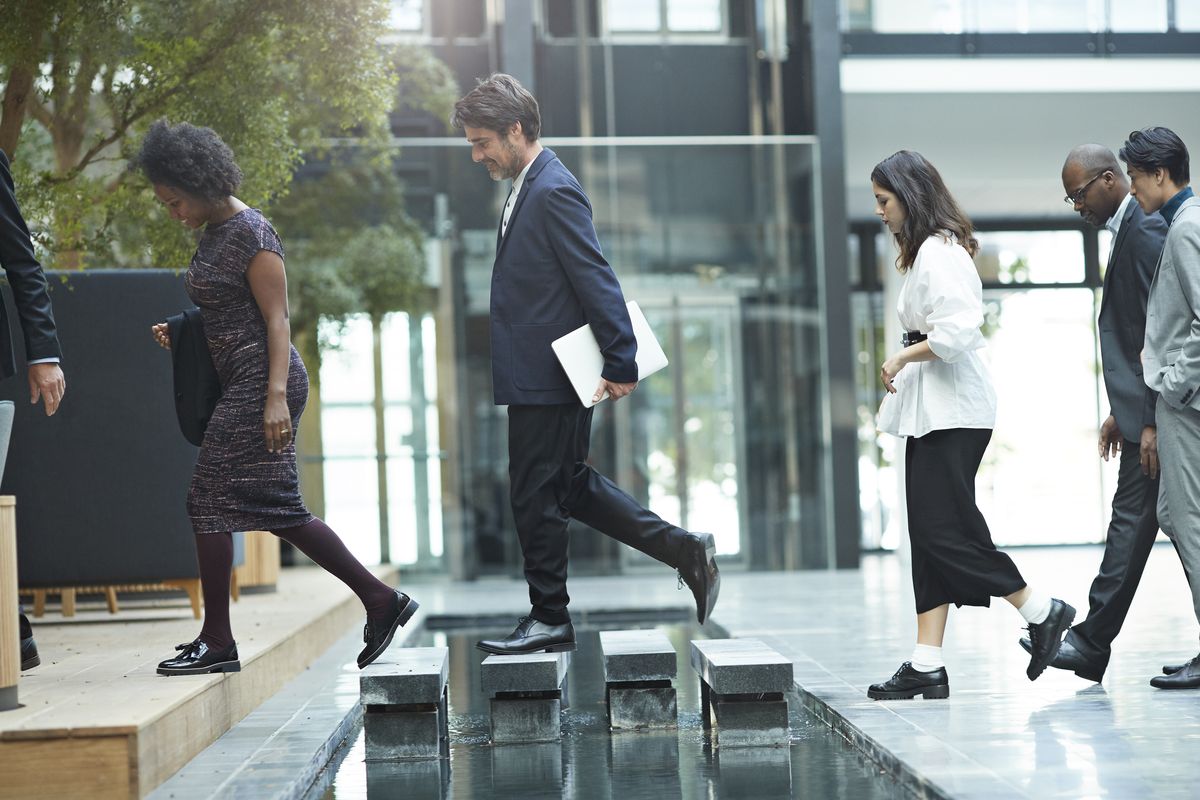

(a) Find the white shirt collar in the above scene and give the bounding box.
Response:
[511,154,536,198]
[1105,193,1134,236]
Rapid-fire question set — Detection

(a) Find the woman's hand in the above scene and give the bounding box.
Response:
[881,352,906,394]
[263,391,292,453]
[151,322,171,351]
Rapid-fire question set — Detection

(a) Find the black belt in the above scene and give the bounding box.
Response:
[901,331,928,347]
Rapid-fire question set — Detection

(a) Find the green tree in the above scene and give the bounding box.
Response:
[0,0,399,268]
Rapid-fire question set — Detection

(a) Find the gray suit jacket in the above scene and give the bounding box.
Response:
[1099,199,1167,440]
[1144,194,1200,411]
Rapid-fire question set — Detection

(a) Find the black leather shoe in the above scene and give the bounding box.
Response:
[20,636,40,671]
[358,590,420,669]
[1018,635,1104,682]
[868,662,950,700]
[476,616,576,655]
[1163,657,1195,675]
[1025,599,1075,681]
[19,613,40,670]
[1151,655,1200,689]
[676,532,720,624]
[157,640,240,676]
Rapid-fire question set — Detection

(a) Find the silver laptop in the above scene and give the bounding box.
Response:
[551,301,669,407]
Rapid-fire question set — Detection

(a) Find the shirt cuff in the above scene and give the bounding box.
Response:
[27,358,60,365]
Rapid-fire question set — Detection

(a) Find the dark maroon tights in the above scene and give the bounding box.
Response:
[194,518,396,649]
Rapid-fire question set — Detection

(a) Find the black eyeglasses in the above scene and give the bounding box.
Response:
[1063,171,1109,205]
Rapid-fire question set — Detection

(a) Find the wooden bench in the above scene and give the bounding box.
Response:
[480,651,571,744]
[599,629,678,729]
[690,638,793,746]
[359,646,450,760]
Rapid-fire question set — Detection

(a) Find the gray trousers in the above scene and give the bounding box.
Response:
[1156,396,1200,628]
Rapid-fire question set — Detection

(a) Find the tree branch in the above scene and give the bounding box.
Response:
[0,64,35,156]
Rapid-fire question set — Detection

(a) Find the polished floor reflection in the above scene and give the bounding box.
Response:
[306,624,905,799]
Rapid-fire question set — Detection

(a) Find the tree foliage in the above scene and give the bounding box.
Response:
[0,0,407,268]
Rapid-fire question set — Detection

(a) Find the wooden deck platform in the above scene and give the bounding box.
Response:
[0,565,401,800]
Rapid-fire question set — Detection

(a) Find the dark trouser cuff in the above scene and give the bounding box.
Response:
[530,608,571,625]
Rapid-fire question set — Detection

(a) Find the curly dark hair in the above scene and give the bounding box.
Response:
[135,119,243,201]
[871,150,979,273]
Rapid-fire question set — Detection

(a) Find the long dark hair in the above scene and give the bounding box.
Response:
[871,150,978,272]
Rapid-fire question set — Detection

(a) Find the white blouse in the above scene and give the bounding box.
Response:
[876,234,997,439]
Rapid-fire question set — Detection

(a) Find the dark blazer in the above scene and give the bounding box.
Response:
[1099,197,1168,440]
[489,147,637,406]
[0,149,62,380]
[166,308,220,446]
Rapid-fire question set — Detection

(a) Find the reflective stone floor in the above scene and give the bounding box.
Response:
[305,624,905,799]
[152,542,1199,799]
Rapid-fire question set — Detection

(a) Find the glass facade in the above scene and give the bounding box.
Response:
[841,0,1187,32]
[852,225,1124,550]
[315,137,838,577]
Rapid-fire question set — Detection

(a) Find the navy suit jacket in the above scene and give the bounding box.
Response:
[489,147,636,406]
[0,149,61,381]
[1099,198,1167,440]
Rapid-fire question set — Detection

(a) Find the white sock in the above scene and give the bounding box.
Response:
[910,644,944,672]
[1018,589,1052,625]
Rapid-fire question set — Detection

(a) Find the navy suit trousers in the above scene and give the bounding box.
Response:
[507,403,687,624]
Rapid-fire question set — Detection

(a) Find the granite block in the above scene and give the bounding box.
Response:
[481,651,571,695]
[360,646,449,706]
[607,686,678,729]
[711,698,790,747]
[364,702,447,761]
[599,629,677,682]
[490,697,562,743]
[690,638,793,694]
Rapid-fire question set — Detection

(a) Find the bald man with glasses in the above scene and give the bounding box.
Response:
[1019,144,1168,683]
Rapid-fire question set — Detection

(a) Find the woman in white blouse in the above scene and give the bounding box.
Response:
[868,150,1074,701]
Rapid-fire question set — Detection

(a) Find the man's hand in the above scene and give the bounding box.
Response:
[1140,425,1158,479]
[1098,414,1122,461]
[593,378,637,404]
[28,363,65,416]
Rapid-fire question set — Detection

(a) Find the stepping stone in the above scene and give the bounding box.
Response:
[480,651,571,744]
[359,646,450,760]
[599,629,678,729]
[690,638,793,747]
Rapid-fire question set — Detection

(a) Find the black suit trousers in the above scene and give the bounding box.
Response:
[508,403,687,624]
[1069,438,1160,663]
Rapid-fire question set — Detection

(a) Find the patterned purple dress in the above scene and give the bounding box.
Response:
[184,208,313,534]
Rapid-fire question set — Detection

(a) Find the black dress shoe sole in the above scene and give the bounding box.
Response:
[357,597,420,669]
[1018,637,1104,682]
[475,640,577,655]
[1150,675,1200,689]
[20,654,41,671]
[687,532,719,625]
[867,683,950,701]
[157,659,241,676]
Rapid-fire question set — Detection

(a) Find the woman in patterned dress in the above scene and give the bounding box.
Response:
[137,120,417,676]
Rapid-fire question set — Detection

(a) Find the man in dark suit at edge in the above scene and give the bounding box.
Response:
[0,147,67,672]
[452,74,719,655]
[1019,144,1167,681]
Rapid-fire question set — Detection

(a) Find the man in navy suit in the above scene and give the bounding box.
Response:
[452,74,719,654]
[0,147,66,673]
[1020,144,1167,681]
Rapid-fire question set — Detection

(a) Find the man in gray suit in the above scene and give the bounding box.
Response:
[1119,126,1200,689]
[1021,145,1168,682]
